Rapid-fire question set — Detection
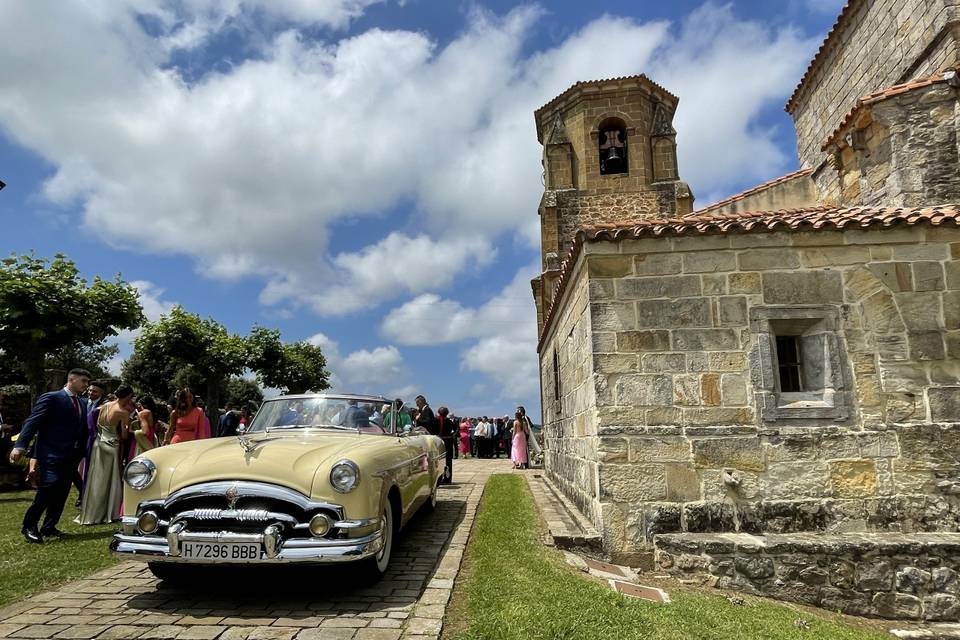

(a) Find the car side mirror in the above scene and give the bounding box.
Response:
[236,425,246,436]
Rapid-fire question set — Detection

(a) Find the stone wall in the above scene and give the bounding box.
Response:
[789,0,960,171]
[550,190,661,258]
[573,225,960,563]
[698,172,819,216]
[656,532,960,622]
[540,262,601,527]
[912,21,960,79]
[820,82,960,207]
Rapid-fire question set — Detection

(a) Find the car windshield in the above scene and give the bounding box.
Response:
[247,396,390,435]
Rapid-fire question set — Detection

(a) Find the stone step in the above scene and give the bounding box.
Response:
[525,473,601,552]
[890,624,960,639]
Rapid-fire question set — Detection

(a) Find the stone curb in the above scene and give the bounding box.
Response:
[524,473,601,552]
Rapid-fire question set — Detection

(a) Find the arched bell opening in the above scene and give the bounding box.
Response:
[598,117,628,176]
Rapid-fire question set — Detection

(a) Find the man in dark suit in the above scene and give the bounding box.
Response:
[217,403,240,437]
[75,380,107,506]
[436,406,455,484]
[414,395,437,435]
[9,369,91,543]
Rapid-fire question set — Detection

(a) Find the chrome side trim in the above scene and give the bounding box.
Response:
[333,518,378,530]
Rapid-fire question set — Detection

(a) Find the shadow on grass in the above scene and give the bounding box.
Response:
[43,530,117,542]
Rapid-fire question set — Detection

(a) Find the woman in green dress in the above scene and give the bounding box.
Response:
[76,385,134,525]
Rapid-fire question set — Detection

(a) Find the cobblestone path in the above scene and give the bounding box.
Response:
[0,459,511,640]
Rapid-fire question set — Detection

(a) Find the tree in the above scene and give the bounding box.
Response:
[130,306,247,425]
[0,254,143,398]
[225,377,263,408]
[46,342,119,381]
[121,349,183,403]
[248,327,329,395]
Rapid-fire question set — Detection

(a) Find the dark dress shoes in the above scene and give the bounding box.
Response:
[40,527,66,538]
[21,527,43,544]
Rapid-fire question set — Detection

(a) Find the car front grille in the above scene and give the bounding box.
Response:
[139,481,344,538]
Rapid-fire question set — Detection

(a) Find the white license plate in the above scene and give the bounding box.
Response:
[180,541,262,562]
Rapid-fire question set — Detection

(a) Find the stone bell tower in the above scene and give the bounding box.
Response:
[532,75,694,333]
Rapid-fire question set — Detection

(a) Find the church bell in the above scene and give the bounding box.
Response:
[600,128,626,174]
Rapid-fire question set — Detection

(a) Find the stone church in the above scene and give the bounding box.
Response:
[533,0,960,622]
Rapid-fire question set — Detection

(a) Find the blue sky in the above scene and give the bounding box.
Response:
[0,0,845,419]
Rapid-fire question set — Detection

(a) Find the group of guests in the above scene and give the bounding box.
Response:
[410,396,542,484]
[5,368,257,544]
[455,408,540,470]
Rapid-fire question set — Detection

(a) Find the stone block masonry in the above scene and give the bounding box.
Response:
[538,224,960,566]
[656,532,960,622]
[789,0,960,171]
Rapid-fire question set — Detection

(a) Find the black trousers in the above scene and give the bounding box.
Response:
[442,438,454,483]
[23,458,75,532]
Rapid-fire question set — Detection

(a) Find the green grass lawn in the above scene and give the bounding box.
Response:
[0,489,118,608]
[444,474,889,640]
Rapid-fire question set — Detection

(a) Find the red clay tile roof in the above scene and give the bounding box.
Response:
[589,204,960,238]
[785,0,860,113]
[536,204,960,350]
[821,70,957,151]
[691,168,814,215]
[534,74,679,141]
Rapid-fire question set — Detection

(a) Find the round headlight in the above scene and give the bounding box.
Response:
[137,511,159,534]
[309,513,333,537]
[330,460,360,493]
[124,458,157,491]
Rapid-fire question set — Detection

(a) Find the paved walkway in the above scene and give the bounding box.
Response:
[0,458,513,640]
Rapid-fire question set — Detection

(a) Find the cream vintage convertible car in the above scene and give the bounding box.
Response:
[111,394,445,581]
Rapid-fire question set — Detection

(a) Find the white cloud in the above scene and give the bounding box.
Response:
[132,280,177,322]
[381,294,477,345]
[382,263,540,401]
[461,334,539,400]
[0,2,816,315]
[263,233,495,315]
[306,332,409,394]
[342,345,403,385]
[108,280,177,375]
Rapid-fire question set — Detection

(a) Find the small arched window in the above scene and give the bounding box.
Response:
[598,118,628,175]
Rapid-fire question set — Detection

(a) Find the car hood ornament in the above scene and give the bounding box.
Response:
[224,482,241,509]
[237,435,257,453]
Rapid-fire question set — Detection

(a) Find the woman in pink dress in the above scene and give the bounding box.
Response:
[459,418,471,457]
[128,396,158,460]
[164,388,207,445]
[511,412,528,470]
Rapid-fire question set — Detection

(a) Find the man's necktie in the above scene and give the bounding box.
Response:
[72,395,81,417]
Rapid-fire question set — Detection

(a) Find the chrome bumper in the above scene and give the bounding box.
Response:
[110,527,384,564]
